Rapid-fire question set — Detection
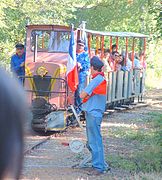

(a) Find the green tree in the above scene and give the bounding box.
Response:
[0,0,161,70]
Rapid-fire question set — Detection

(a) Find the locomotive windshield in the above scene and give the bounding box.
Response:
[31,30,70,53]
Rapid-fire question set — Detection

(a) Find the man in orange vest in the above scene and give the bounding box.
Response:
[80,56,109,175]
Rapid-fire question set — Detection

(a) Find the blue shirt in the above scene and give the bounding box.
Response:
[126,58,132,71]
[11,53,26,76]
[122,58,140,71]
[82,75,106,117]
[134,58,140,68]
[76,51,90,83]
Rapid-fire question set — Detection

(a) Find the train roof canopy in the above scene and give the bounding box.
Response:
[25,24,148,38]
[84,29,149,38]
[26,24,72,31]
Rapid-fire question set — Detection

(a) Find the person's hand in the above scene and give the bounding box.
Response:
[20,62,25,67]
[77,62,82,70]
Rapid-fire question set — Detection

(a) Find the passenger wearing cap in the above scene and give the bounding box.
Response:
[75,39,90,114]
[11,43,26,85]
[80,56,109,175]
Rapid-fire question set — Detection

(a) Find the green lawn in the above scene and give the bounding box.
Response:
[106,112,162,174]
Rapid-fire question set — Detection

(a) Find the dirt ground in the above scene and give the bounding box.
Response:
[21,89,162,180]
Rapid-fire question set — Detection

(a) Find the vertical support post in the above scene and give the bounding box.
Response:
[125,37,128,66]
[143,38,146,64]
[96,36,99,55]
[110,36,112,53]
[116,37,119,52]
[34,34,38,62]
[131,38,135,69]
[101,35,104,60]
[77,30,80,42]
[88,34,91,57]
[42,32,44,48]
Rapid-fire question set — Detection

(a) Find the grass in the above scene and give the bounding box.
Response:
[133,172,162,180]
[106,112,162,174]
[107,155,138,172]
[107,126,154,142]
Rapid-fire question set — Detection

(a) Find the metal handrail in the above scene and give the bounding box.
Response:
[20,76,69,109]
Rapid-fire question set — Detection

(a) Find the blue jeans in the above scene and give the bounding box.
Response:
[85,112,107,172]
[74,81,85,113]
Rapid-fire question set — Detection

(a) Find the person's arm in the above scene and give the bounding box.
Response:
[11,57,20,72]
[80,76,104,99]
[11,56,24,73]
[80,91,89,99]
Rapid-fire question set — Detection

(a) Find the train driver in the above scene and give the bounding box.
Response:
[11,43,26,85]
[75,39,90,114]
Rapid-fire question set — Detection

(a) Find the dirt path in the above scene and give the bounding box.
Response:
[21,89,162,180]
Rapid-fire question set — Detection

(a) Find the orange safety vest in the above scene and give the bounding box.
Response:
[83,72,107,103]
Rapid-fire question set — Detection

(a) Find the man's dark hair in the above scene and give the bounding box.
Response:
[119,55,125,66]
[0,68,27,179]
[112,51,119,56]
[95,48,101,54]
[112,44,117,50]
[104,49,110,54]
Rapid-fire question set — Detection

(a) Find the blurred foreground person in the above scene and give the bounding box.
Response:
[0,68,27,179]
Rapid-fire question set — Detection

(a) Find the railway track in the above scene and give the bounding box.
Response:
[24,136,51,155]
[24,132,67,155]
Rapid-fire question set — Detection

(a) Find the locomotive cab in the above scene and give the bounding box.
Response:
[24,25,75,132]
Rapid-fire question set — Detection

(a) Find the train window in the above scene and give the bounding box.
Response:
[31,30,70,53]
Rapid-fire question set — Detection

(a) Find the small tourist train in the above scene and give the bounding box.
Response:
[23,22,148,133]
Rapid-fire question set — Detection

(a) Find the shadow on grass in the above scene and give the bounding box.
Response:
[106,112,162,174]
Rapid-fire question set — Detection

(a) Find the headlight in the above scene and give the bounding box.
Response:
[36,66,48,77]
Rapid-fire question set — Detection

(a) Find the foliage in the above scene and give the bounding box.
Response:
[0,0,78,66]
[107,112,162,173]
[0,0,161,74]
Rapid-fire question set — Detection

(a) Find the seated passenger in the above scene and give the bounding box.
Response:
[96,48,102,58]
[119,55,129,71]
[111,51,120,71]
[121,51,132,71]
[129,52,141,69]
[139,52,147,70]
[134,53,141,69]
[103,49,112,78]
[126,57,132,71]
[115,54,123,71]
[90,48,96,58]
[112,44,117,53]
